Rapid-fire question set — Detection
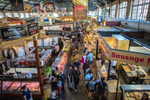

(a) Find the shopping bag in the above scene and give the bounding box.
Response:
[69,81,73,88]
[29,97,33,100]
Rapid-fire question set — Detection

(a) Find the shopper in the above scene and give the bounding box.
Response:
[50,89,57,100]
[58,78,62,95]
[69,61,75,70]
[87,51,94,65]
[141,93,149,100]
[72,66,81,92]
[72,48,76,57]
[111,60,117,69]
[84,47,88,55]
[71,55,75,62]
[83,30,87,35]
[83,60,90,77]
[67,66,72,89]
[97,77,108,100]
[54,67,61,81]
[22,85,33,100]
[100,50,105,66]
[85,70,93,96]
[55,44,60,54]
[73,58,80,70]
[88,77,96,99]
[74,39,79,51]
[50,77,58,95]
[80,53,86,68]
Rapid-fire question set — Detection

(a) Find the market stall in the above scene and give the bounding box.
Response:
[121,85,150,100]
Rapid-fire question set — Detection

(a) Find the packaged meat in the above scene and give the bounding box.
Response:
[8,82,21,91]
[3,82,12,91]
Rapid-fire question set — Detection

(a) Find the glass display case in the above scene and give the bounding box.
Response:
[1,77,41,96]
[121,85,150,100]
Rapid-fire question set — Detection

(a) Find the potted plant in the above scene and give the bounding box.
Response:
[43,67,52,84]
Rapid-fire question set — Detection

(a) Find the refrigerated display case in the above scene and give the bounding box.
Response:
[100,64,117,79]
[121,85,150,100]
[1,77,41,97]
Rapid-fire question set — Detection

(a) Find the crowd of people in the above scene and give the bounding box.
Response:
[21,28,150,100]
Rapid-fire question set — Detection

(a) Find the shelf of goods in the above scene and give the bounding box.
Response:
[84,34,96,55]
[98,26,120,36]
[121,85,150,100]
[121,63,150,84]
[51,52,68,72]
[0,78,41,97]
[100,64,117,79]
[11,49,52,68]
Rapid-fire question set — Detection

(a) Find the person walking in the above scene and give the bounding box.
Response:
[85,70,93,96]
[72,66,81,92]
[73,58,80,70]
[88,77,96,99]
[22,85,33,100]
[96,77,108,100]
[83,60,90,77]
[74,39,79,52]
[67,66,73,89]
[141,93,149,100]
[80,53,87,80]
[50,77,59,95]
[100,50,105,66]
[87,51,93,65]
[55,44,60,55]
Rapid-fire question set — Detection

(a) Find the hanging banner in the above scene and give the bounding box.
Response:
[73,0,88,19]
[34,3,43,13]
[0,26,27,41]
[10,0,24,11]
[110,50,150,67]
[44,2,55,12]
[45,30,62,36]
[27,23,39,36]
[24,3,32,13]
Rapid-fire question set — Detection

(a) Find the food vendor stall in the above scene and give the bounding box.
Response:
[121,85,150,100]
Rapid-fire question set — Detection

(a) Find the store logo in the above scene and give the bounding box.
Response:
[75,4,85,12]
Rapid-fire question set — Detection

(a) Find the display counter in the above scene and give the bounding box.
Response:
[121,85,150,100]
[0,77,41,97]
[105,80,122,100]
[121,63,150,84]
[51,52,68,72]
[100,62,117,79]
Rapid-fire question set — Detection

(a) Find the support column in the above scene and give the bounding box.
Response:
[33,36,45,100]
[107,60,111,80]
[96,40,99,60]
[115,0,120,18]
[126,0,133,20]
[146,2,150,21]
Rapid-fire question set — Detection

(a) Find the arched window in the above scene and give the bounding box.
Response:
[119,2,128,19]
[111,5,116,18]
[25,13,29,18]
[13,13,19,18]
[20,13,25,18]
[132,0,150,20]
[103,7,110,18]
[5,13,12,18]
[0,13,4,19]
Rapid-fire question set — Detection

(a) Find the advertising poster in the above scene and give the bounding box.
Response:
[27,23,39,36]
[44,2,55,12]
[10,0,24,11]
[24,3,32,13]
[34,3,43,13]
[73,0,88,19]
[0,26,27,41]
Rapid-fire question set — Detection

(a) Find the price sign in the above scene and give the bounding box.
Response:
[27,23,39,36]
[45,30,62,36]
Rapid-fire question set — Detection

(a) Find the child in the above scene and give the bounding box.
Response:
[58,78,62,95]
[88,77,96,99]
[50,89,57,100]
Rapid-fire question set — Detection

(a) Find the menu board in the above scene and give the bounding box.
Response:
[0,26,27,41]
[27,23,39,36]
[45,30,62,36]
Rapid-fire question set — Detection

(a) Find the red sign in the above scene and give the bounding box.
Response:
[75,4,85,12]
[59,24,71,28]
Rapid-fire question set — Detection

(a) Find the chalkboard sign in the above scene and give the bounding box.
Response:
[27,23,39,36]
[0,26,27,41]
[45,30,62,36]
[62,27,71,32]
